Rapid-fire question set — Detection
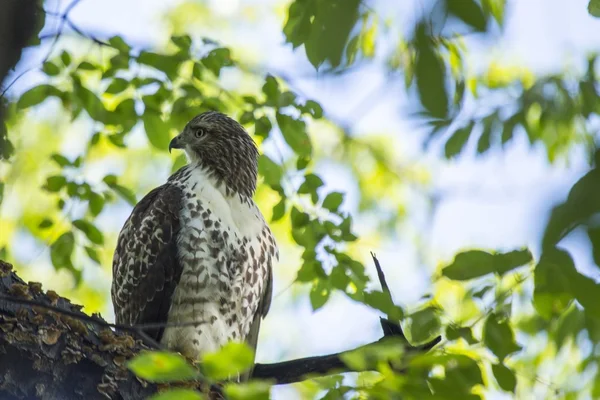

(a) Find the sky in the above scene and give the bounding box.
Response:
[4,0,600,398]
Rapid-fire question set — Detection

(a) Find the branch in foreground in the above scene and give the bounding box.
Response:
[0,258,440,399]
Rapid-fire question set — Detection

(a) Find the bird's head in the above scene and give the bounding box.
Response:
[169,111,259,198]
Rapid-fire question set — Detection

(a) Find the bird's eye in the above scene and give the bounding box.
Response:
[194,128,206,138]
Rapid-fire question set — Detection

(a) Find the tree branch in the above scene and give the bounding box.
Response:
[0,258,440,398]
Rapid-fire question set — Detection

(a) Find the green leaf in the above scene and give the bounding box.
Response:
[148,389,203,400]
[298,173,323,198]
[322,192,344,212]
[105,78,129,94]
[77,61,97,71]
[445,122,474,158]
[108,35,131,53]
[304,0,361,68]
[477,117,494,154]
[310,279,331,310]
[492,363,517,392]
[0,182,4,206]
[271,199,286,222]
[363,290,404,321]
[542,167,600,250]
[483,313,521,361]
[43,175,67,192]
[447,0,487,31]
[50,154,71,167]
[111,184,137,206]
[138,51,182,79]
[60,50,71,66]
[201,342,254,380]
[73,219,104,245]
[38,219,54,229]
[589,0,600,17]
[128,351,200,383]
[533,248,576,319]
[225,380,271,400]
[17,85,63,109]
[341,339,405,371]
[276,113,312,157]
[301,100,323,119]
[42,61,61,76]
[254,116,273,138]
[50,232,75,272]
[88,192,105,216]
[258,155,282,187]
[84,246,101,264]
[73,82,107,122]
[414,23,448,119]
[143,111,171,150]
[262,75,279,104]
[171,35,192,51]
[445,326,478,344]
[103,174,118,186]
[291,207,310,228]
[201,48,233,77]
[407,307,441,345]
[442,249,532,281]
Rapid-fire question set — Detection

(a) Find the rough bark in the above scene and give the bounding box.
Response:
[0,259,440,399]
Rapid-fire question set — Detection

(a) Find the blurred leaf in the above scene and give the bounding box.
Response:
[414,23,448,119]
[43,175,67,192]
[276,113,312,157]
[442,248,532,280]
[128,351,199,383]
[138,51,181,79]
[73,82,107,122]
[17,85,63,109]
[50,232,75,273]
[303,0,360,68]
[291,207,310,228]
[105,78,129,94]
[483,313,521,361]
[310,279,331,310]
[60,51,71,66]
[42,61,61,76]
[542,162,600,250]
[491,363,516,392]
[50,154,71,167]
[108,35,131,53]
[143,111,171,150]
[201,48,233,77]
[589,0,600,17]
[534,248,576,319]
[149,389,203,400]
[84,246,101,264]
[445,122,474,158]
[262,75,279,105]
[201,342,254,380]
[446,326,478,344]
[322,192,344,212]
[111,184,137,206]
[363,290,404,321]
[341,338,405,371]
[225,380,271,400]
[408,307,441,345]
[447,0,487,31]
[38,218,53,229]
[271,199,286,222]
[258,155,282,187]
[88,192,105,217]
[73,219,104,245]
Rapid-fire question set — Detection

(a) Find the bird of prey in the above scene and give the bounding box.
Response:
[111,111,277,376]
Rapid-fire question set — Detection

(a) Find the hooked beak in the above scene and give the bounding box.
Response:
[169,135,184,153]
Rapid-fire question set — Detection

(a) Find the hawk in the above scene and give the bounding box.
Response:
[111,111,278,375]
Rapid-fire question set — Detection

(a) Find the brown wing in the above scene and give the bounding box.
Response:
[242,229,276,381]
[111,184,183,342]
